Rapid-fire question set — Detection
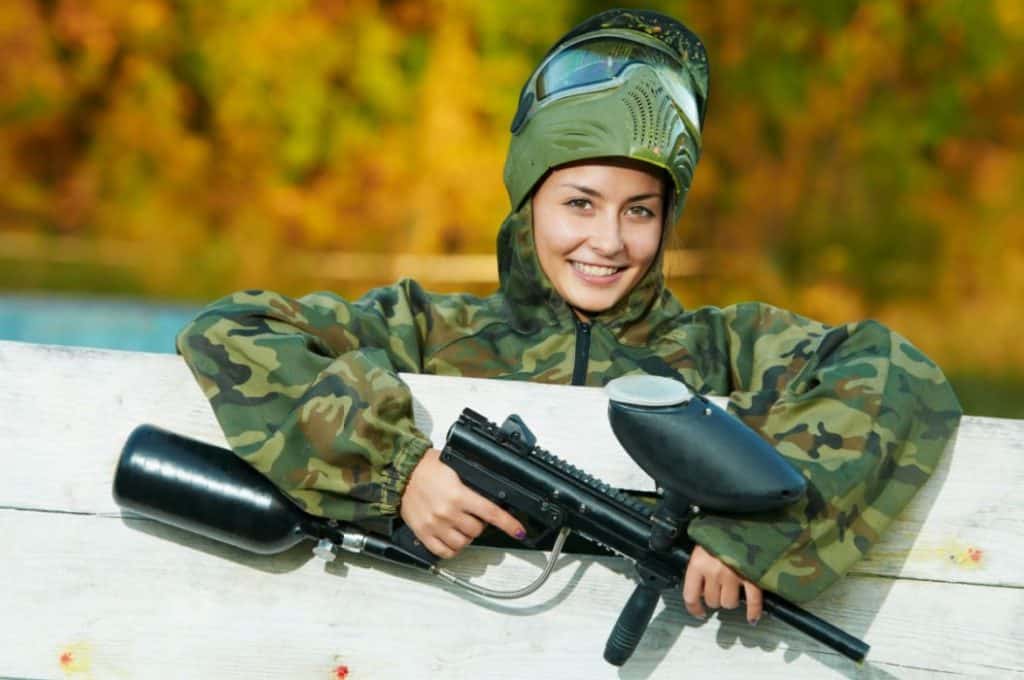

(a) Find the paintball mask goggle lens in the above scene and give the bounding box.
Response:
[510,31,703,139]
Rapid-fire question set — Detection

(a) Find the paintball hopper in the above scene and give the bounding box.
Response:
[606,375,807,515]
[600,375,809,665]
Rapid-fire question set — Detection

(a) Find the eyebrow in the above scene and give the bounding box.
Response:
[559,183,662,202]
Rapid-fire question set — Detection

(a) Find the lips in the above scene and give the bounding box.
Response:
[571,261,625,277]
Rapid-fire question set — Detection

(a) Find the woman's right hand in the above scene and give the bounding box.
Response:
[400,447,527,559]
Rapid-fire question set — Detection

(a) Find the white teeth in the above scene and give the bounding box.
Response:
[573,262,620,277]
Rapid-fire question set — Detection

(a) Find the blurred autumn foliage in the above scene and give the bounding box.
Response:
[1,0,1022,415]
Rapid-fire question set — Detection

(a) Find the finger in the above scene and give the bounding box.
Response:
[682,568,706,619]
[703,577,721,610]
[743,581,764,624]
[443,528,474,555]
[719,578,741,610]
[453,513,487,540]
[423,535,456,560]
[464,492,526,540]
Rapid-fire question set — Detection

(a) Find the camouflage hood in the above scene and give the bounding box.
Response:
[497,8,707,339]
[495,199,674,342]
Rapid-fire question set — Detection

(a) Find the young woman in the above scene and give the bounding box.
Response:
[177,9,961,627]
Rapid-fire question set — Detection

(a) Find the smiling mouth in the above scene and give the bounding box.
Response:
[571,261,625,277]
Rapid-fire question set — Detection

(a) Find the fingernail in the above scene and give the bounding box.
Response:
[515,529,526,540]
[749,617,760,626]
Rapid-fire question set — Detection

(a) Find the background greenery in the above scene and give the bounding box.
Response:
[1,0,1021,417]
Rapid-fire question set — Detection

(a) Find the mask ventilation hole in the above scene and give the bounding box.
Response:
[621,78,671,151]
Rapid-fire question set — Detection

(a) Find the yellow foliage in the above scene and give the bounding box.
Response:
[1,0,1022,400]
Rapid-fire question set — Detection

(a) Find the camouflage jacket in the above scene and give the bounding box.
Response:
[177,203,962,602]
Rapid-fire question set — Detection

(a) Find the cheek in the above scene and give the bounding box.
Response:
[627,225,663,267]
[534,213,582,261]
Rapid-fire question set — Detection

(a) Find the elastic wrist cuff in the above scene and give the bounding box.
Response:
[378,435,432,514]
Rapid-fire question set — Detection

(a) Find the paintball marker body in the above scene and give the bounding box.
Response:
[112,376,869,666]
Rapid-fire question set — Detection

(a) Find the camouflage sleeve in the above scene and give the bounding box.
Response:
[686,302,962,603]
[175,280,435,526]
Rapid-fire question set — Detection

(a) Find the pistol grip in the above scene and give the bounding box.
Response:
[440,448,564,547]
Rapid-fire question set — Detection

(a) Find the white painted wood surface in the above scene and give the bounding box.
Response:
[1,339,1021,679]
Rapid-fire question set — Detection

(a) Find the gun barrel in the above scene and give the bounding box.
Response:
[763,593,870,661]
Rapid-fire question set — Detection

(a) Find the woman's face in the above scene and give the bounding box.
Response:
[531,161,666,319]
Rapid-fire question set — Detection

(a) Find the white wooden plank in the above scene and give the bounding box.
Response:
[1,338,1022,593]
[2,509,1022,679]
[855,415,1024,585]
[0,339,654,516]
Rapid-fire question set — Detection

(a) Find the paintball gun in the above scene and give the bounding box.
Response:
[113,375,869,666]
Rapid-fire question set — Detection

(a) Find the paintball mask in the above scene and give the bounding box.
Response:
[503,10,710,222]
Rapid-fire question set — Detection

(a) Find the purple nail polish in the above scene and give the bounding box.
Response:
[749,617,760,626]
[515,529,527,540]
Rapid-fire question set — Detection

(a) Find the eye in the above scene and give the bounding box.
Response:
[565,198,593,210]
[627,205,657,218]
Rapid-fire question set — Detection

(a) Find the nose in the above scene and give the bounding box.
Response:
[587,212,625,257]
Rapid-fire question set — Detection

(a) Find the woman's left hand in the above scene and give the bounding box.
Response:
[682,544,763,625]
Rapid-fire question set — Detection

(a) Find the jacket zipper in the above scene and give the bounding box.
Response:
[571,319,591,386]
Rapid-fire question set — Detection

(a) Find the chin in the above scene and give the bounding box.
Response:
[567,294,619,317]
